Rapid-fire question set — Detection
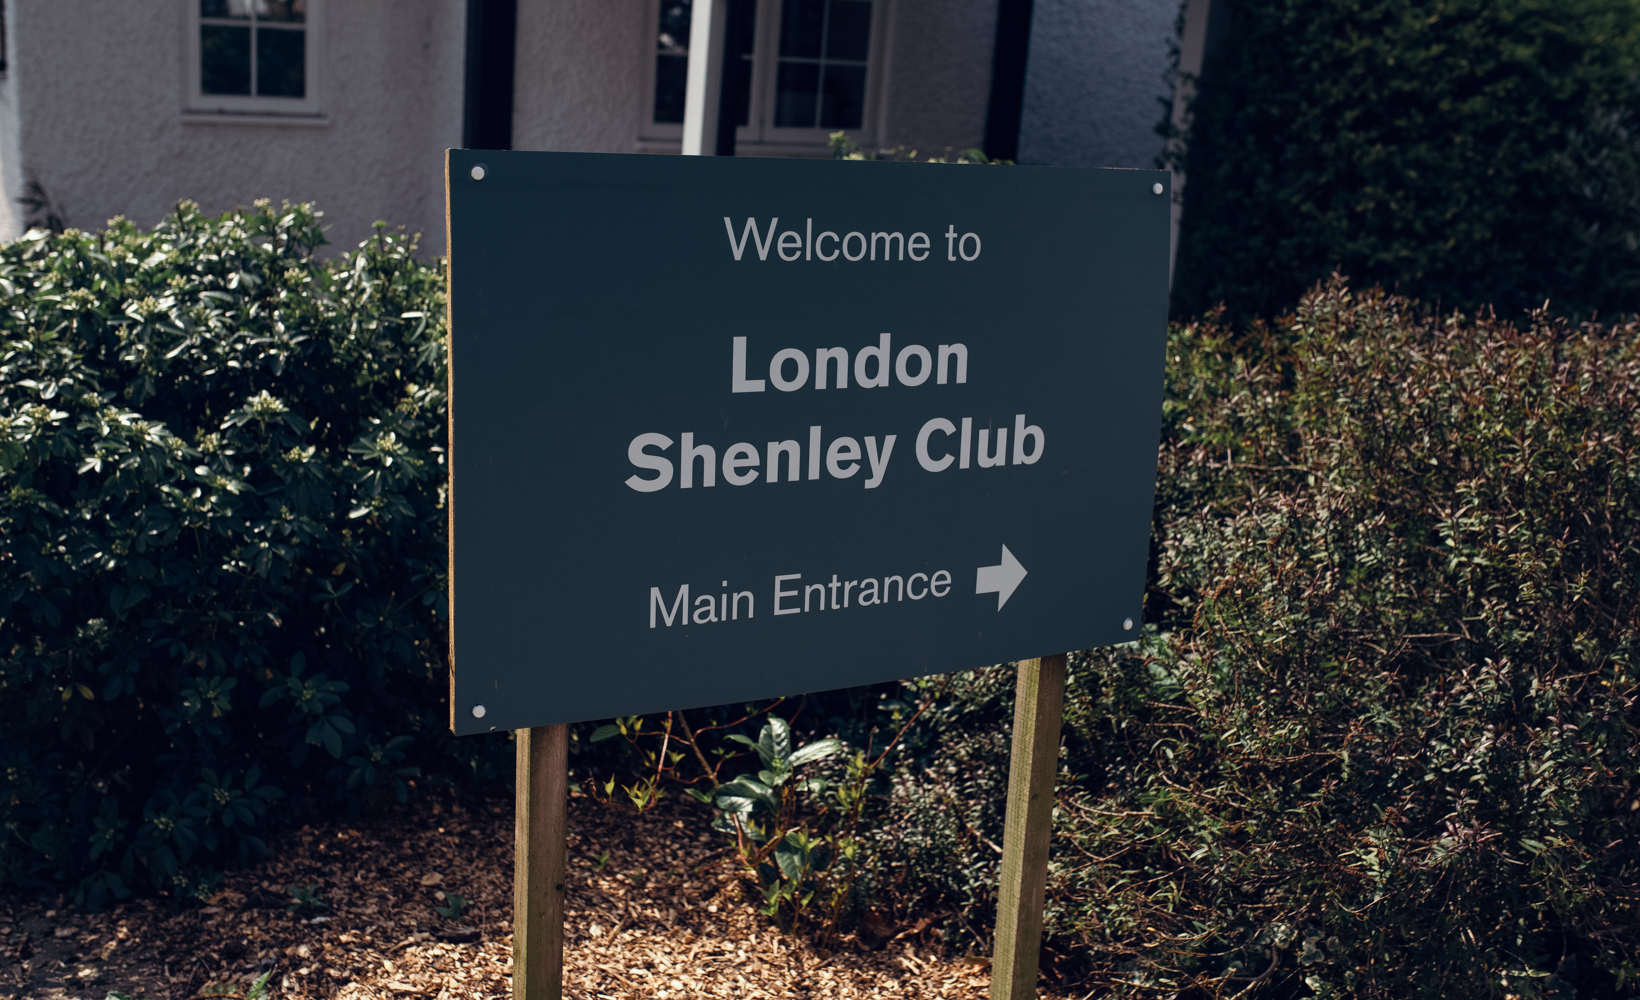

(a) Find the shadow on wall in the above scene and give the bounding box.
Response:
[18,177,68,233]
[1015,0,1179,169]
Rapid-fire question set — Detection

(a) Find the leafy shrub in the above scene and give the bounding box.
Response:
[856,278,1640,996]
[851,668,1015,950]
[1170,0,1640,321]
[692,717,854,927]
[827,130,1008,164]
[582,696,930,942]
[0,202,502,906]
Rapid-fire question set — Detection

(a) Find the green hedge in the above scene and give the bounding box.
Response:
[1170,0,1640,321]
[0,203,507,906]
[861,280,1640,996]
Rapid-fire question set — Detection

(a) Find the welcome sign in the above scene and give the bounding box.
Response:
[445,150,1168,735]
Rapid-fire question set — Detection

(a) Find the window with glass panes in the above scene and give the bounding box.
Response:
[774,0,870,130]
[653,0,756,127]
[648,0,872,138]
[653,2,692,123]
[199,0,307,99]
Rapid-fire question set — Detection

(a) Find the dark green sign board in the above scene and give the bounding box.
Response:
[445,150,1168,735]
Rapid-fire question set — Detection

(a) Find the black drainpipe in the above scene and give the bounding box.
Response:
[983,0,1035,162]
[714,0,757,156]
[464,0,519,150]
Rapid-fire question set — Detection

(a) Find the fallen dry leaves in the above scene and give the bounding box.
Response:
[0,787,1077,999]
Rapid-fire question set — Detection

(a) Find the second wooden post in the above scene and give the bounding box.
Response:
[990,653,1068,1000]
[514,725,569,1000]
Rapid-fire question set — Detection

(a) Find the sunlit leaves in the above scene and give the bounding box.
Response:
[1058,276,1640,995]
[0,201,450,899]
[700,716,854,930]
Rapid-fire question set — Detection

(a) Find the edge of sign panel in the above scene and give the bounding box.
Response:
[442,149,1169,736]
[443,152,458,737]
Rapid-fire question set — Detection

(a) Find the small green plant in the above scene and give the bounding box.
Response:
[828,130,1007,164]
[693,717,856,933]
[286,883,325,914]
[342,734,422,803]
[586,702,789,815]
[194,967,272,998]
[592,715,674,811]
[591,851,612,871]
[247,970,273,999]
[434,892,467,921]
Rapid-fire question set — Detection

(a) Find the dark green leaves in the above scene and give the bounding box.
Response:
[788,738,843,768]
[1170,0,1640,321]
[1059,280,1640,994]
[0,201,453,901]
[714,777,777,816]
[433,892,467,922]
[838,282,1640,993]
[286,883,325,914]
[726,716,841,789]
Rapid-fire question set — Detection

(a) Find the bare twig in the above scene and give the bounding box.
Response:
[675,709,719,784]
[1225,946,1280,998]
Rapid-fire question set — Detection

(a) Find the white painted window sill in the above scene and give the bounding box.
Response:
[633,139,836,159]
[182,112,330,128]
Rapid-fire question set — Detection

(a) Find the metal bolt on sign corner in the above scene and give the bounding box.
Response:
[472,704,487,718]
[1123,618,1134,630]
[1151,182,1163,195]
[471,165,487,181]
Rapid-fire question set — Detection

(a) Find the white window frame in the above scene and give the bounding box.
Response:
[184,0,324,118]
[638,0,891,155]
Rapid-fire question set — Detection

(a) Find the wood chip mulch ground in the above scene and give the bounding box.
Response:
[0,786,1081,999]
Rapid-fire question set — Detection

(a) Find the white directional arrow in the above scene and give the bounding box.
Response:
[975,544,1028,610]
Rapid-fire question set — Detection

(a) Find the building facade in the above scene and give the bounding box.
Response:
[0,0,1198,255]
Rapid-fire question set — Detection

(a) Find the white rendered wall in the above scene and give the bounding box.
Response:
[1016,0,1178,169]
[3,1,464,254]
[0,8,23,241]
[877,0,997,156]
[512,0,650,154]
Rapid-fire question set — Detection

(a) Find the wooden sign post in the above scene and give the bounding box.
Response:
[990,654,1068,1000]
[513,726,568,1000]
[504,658,1069,1000]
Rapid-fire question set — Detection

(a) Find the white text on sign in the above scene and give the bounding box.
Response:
[731,336,965,393]
[725,218,981,262]
[623,335,1045,492]
[648,569,955,628]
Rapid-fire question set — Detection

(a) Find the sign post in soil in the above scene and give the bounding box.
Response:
[444,150,1170,1000]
